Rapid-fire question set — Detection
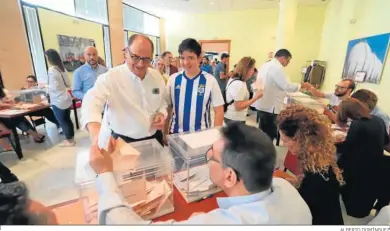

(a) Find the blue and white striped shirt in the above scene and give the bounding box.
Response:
[166,71,224,134]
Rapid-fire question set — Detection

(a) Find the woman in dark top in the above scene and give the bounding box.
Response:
[277,104,344,225]
[336,98,390,219]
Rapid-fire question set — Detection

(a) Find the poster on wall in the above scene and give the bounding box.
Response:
[57,35,95,72]
[342,33,390,84]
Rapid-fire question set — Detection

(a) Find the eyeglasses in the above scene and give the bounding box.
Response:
[205,147,241,181]
[126,49,152,64]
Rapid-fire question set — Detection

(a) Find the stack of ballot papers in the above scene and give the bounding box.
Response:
[80,178,173,223]
[173,164,216,195]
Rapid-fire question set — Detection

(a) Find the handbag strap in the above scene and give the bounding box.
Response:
[51,67,68,88]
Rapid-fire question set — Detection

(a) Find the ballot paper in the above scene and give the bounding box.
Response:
[173,164,215,194]
[179,129,221,149]
[98,105,111,151]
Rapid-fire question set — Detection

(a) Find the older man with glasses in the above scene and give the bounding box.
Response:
[81,34,167,152]
[90,123,312,225]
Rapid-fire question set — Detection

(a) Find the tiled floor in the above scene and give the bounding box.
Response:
[0,110,288,207]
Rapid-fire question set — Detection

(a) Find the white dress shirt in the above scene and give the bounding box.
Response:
[47,66,72,109]
[324,92,341,106]
[96,172,312,225]
[368,206,390,225]
[254,59,300,114]
[81,64,167,139]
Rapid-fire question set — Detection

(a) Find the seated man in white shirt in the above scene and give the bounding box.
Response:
[90,123,312,225]
[81,34,167,154]
[303,79,355,122]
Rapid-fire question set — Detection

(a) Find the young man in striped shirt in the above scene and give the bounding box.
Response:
[164,38,224,139]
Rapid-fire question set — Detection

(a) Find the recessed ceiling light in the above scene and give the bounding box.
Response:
[210,2,215,4]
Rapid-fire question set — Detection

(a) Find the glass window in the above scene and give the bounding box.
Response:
[23,6,48,83]
[143,13,160,37]
[124,31,128,47]
[22,0,75,15]
[75,0,108,24]
[123,4,144,33]
[103,26,112,68]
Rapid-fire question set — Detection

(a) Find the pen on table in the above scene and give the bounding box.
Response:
[195,194,214,203]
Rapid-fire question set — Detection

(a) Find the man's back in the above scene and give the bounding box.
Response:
[214,62,227,91]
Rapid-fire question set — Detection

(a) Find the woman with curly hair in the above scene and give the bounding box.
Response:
[277,104,344,225]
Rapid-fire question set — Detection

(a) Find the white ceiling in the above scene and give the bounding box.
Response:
[123,0,329,17]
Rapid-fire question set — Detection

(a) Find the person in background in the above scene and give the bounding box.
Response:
[153,58,169,84]
[214,53,230,92]
[161,51,178,76]
[90,123,312,224]
[303,79,355,122]
[0,88,45,143]
[97,56,107,68]
[224,57,263,124]
[336,98,390,225]
[81,34,167,149]
[165,38,224,137]
[23,75,38,89]
[211,59,217,75]
[45,49,75,147]
[247,68,258,112]
[200,56,213,74]
[21,75,60,129]
[277,105,344,225]
[72,46,108,100]
[351,89,389,133]
[254,49,304,142]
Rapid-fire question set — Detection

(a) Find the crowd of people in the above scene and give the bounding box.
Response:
[0,34,389,225]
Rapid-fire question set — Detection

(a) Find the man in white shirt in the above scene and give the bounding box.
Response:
[81,34,167,154]
[303,79,355,122]
[254,49,303,142]
[90,123,312,224]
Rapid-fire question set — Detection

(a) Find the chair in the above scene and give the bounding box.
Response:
[28,116,46,130]
[283,150,300,176]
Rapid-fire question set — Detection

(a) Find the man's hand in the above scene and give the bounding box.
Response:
[301,82,313,90]
[152,112,165,130]
[89,144,113,175]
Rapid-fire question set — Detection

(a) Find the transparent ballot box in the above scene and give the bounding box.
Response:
[9,88,48,105]
[54,139,175,225]
[285,91,325,114]
[167,128,222,203]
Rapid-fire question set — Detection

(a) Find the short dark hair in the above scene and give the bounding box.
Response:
[275,49,292,59]
[127,34,154,56]
[220,123,276,193]
[203,56,209,61]
[178,38,202,57]
[254,68,258,73]
[26,75,37,83]
[221,53,230,60]
[161,51,172,58]
[0,182,45,224]
[351,89,378,111]
[342,79,356,92]
[44,49,65,72]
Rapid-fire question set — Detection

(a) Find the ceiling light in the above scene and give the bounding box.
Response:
[210,2,215,4]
